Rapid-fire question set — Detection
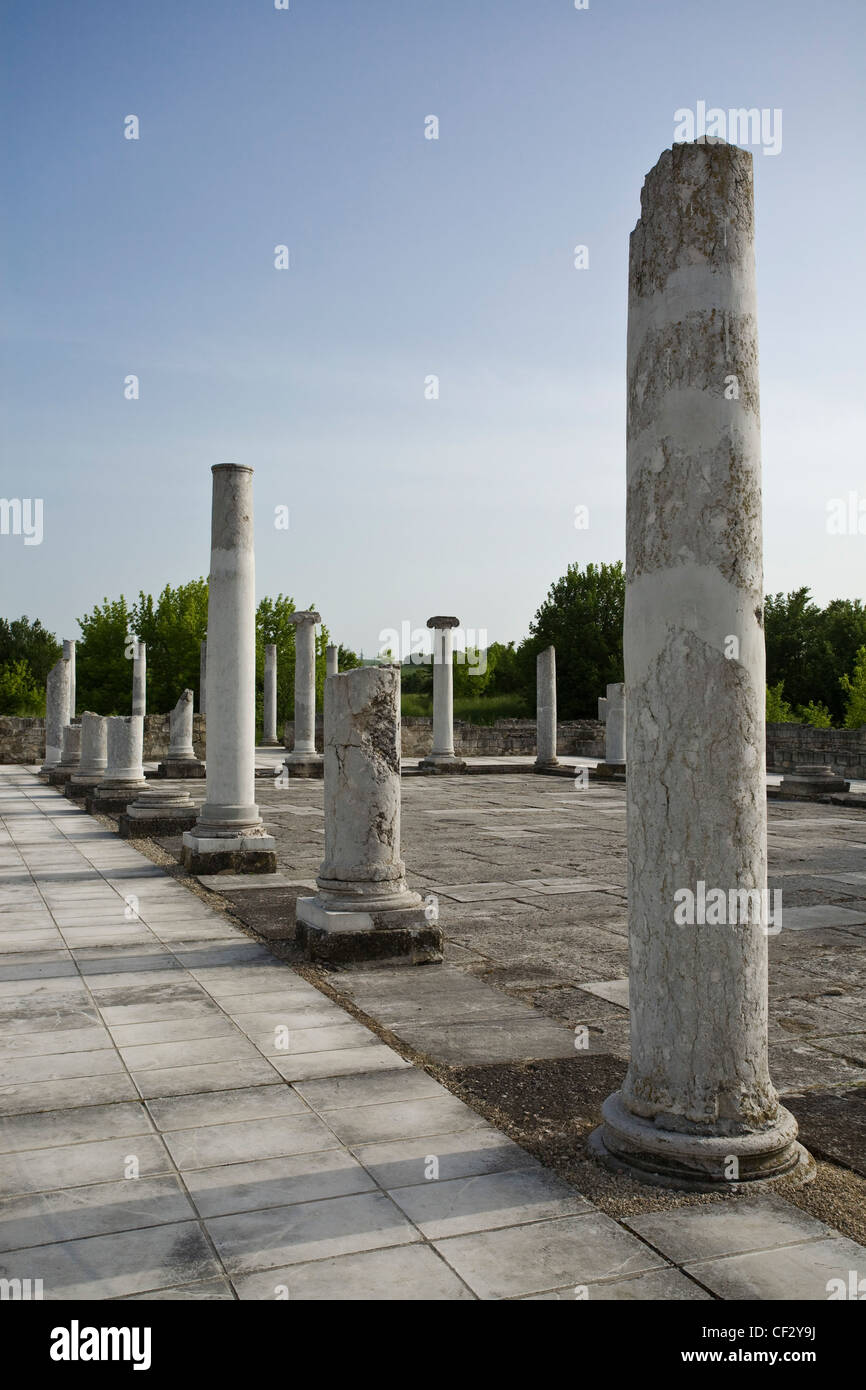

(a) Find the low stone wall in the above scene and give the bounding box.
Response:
[766,723,866,780]
[0,717,44,764]
[282,716,606,759]
[0,715,206,765]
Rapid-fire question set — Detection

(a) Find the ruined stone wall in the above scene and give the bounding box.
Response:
[0,715,206,764]
[766,723,866,779]
[282,716,606,759]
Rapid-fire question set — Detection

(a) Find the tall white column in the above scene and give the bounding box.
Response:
[419,616,466,772]
[534,646,559,769]
[296,665,443,964]
[283,611,323,777]
[41,657,70,772]
[326,644,339,678]
[62,639,76,722]
[182,464,275,872]
[131,641,147,716]
[199,638,207,716]
[262,643,279,745]
[592,140,811,1189]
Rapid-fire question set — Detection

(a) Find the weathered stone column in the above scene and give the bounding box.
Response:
[131,641,147,717]
[419,616,466,773]
[51,723,82,786]
[89,715,147,813]
[283,611,323,778]
[296,665,443,964]
[63,639,76,722]
[534,646,559,770]
[40,658,70,774]
[199,638,207,716]
[158,690,205,778]
[326,644,339,678]
[596,682,627,778]
[182,464,275,873]
[591,140,811,1189]
[67,713,107,797]
[262,644,279,745]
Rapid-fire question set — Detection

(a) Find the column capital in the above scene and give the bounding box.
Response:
[289,610,321,626]
[426,615,459,629]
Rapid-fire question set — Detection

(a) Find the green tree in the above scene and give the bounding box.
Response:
[133,580,208,713]
[766,682,798,724]
[840,646,866,729]
[765,589,866,723]
[0,616,61,688]
[0,659,44,715]
[796,700,833,728]
[520,561,625,718]
[76,596,135,714]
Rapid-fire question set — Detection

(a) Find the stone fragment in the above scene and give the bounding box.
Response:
[158,690,205,778]
[534,646,559,770]
[88,715,148,814]
[66,713,108,797]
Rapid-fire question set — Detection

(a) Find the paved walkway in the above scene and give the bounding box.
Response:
[2,767,865,1300]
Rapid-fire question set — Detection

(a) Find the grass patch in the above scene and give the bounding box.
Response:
[401,692,529,725]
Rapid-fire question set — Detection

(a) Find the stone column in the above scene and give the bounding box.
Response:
[283,611,323,777]
[296,665,443,964]
[89,715,147,813]
[262,644,279,745]
[40,657,70,774]
[199,638,207,716]
[158,690,205,778]
[131,641,147,716]
[591,140,811,1189]
[596,682,627,778]
[182,464,275,873]
[534,646,559,770]
[51,722,82,786]
[63,639,76,722]
[419,616,466,773]
[67,713,107,797]
[326,644,339,678]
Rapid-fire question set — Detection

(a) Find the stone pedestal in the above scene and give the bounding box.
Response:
[40,657,71,775]
[131,642,147,717]
[63,639,76,722]
[326,644,339,678]
[534,646,559,770]
[119,786,198,839]
[66,713,108,798]
[596,682,627,778]
[89,716,148,814]
[181,465,276,874]
[283,612,323,778]
[199,638,207,716]
[419,616,466,773]
[778,764,850,798]
[158,690,205,778]
[262,644,280,744]
[296,665,443,964]
[49,723,81,786]
[591,141,812,1191]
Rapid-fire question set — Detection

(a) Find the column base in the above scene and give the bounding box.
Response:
[180,828,277,875]
[778,765,850,798]
[119,790,199,839]
[65,776,104,800]
[156,759,206,779]
[594,762,626,780]
[533,757,560,771]
[48,767,77,787]
[260,737,282,747]
[418,755,468,775]
[86,781,148,815]
[589,1091,815,1192]
[283,753,324,779]
[296,894,443,966]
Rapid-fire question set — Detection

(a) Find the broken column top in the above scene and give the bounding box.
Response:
[427,616,459,628]
[289,611,321,626]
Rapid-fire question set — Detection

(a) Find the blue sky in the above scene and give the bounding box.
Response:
[2,0,864,657]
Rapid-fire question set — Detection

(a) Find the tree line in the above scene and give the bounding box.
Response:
[1,567,864,729]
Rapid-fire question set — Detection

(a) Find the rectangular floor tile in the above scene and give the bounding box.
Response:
[0,1220,220,1299]
[233,1243,476,1300]
[685,1235,866,1300]
[388,1167,590,1239]
[0,1175,195,1251]
[163,1112,338,1170]
[184,1149,376,1219]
